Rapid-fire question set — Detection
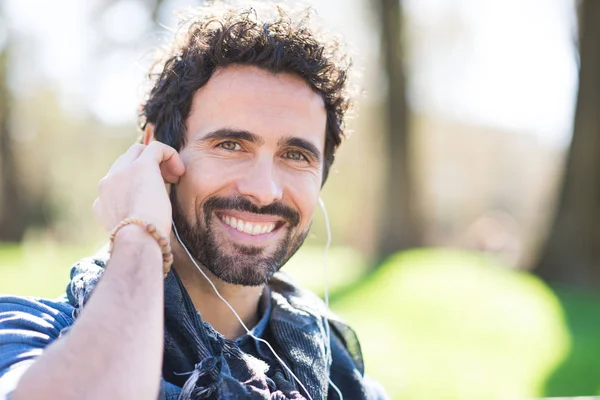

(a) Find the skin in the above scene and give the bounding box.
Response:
[13,143,184,399]
[146,65,327,339]
[11,65,327,399]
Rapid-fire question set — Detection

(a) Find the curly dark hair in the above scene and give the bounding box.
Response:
[139,2,352,184]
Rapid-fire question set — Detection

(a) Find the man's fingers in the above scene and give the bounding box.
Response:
[139,141,177,164]
[160,155,186,184]
[108,143,146,174]
[108,141,185,184]
[122,143,146,162]
[139,142,185,182]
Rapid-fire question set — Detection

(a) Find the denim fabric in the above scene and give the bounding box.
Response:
[0,294,271,400]
[0,275,388,399]
[0,295,74,399]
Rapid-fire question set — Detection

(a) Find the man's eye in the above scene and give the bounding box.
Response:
[284,150,308,162]
[217,141,241,151]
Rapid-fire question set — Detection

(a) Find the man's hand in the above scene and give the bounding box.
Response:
[93,142,185,235]
[11,142,185,400]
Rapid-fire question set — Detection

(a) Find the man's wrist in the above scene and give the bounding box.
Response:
[112,224,163,257]
[109,218,173,277]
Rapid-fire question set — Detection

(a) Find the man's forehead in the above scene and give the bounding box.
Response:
[187,65,327,143]
[198,66,324,113]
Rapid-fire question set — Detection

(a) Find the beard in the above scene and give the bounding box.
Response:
[171,189,309,286]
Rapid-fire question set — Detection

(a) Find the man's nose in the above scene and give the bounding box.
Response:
[236,156,283,206]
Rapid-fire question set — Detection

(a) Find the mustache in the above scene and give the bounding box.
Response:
[203,196,301,227]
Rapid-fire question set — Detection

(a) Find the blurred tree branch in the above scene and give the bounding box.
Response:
[535,0,600,287]
[375,0,422,264]
[0,42,28,241]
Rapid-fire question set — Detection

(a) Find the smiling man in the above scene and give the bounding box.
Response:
[169,65,324,292]
[0,3,387,400]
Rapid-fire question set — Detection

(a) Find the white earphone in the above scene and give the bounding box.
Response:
[171,195,343,400]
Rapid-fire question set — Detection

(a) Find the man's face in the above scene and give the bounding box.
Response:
[172,65,326,286]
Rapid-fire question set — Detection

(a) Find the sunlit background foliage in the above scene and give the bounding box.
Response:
[2,0,600,399]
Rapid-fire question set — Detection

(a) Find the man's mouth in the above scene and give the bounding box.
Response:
[217,213,284,236]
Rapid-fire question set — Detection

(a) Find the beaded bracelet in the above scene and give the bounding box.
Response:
[108,218,173,278]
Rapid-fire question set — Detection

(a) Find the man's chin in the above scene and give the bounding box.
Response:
[215,234,280,257]
[207,258,278,287]
[233,249,261,259]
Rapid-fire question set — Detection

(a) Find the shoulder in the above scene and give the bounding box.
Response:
[268,272,332,317]
[0,295,75,397]
[0,295,74,371]
[328,314,390,399]
[269,273,389,398]
[268,272,365,370]
[0,294,74,331]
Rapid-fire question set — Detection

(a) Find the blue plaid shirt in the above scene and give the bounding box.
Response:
[0,293,272,400]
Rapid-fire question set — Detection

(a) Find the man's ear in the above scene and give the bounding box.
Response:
[143,124,156,145]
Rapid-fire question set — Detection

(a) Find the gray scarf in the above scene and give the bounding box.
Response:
[64,250,353,400]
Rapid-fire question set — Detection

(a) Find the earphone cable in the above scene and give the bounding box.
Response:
[172,222,314,400]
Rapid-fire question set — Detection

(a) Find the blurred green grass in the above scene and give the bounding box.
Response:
[0,242,99,297]
[2,244,600,399]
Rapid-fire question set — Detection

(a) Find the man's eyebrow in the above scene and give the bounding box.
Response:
[197,129,265,145]
[279,137,322,163]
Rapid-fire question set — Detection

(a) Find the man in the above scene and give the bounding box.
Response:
[0,3,387,399]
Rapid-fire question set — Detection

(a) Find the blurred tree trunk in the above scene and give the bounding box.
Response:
[0,45,28,241]
[375,0,422,264]
[151,0,166,23]
[535,0,600,287]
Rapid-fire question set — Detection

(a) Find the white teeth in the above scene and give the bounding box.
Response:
[220,215,278,236]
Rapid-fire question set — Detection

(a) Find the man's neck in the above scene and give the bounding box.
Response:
[171,244,264,341]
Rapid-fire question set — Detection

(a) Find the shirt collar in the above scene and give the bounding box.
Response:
[235,286,272,344]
